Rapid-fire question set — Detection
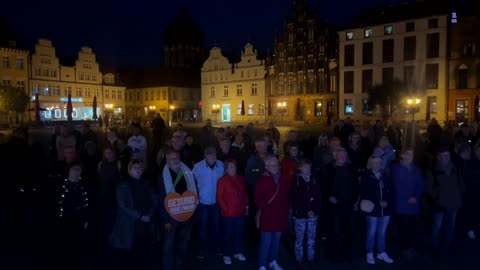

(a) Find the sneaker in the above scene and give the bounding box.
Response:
[366,253,375,264]
[269,260,283,270]
[468,230,476,239]
[234,253,247,261]
[223,256,232,265]
[259,267,267,270]
[377,252,394,264]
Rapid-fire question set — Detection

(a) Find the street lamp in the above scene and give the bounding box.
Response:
[211,104,220,123]
[407,98,421,121]
[277,101,287,124]
[169,105,175,127]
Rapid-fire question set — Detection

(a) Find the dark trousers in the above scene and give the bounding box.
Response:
[163,221,192,270]
[197,203,220,255]
[328,206,353,260]
[222,216,245,256]
[397,214,420,250]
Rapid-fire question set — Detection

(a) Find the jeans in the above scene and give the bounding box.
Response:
[432,210,457,249]
[365,216,390,253]
[162,221,192,270]
[258,231,282,267]
[222,216,245,256]
[294,218,317,261]
[197,203,220,254]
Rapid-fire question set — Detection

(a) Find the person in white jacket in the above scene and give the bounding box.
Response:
[193,146,225,259]
[127,124,147,164]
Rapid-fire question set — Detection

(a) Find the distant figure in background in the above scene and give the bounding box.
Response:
[98,115,104,131]
[56,126,76,161]
[128,124,147,164]
[266,122,281,146]
[152,113,166,154]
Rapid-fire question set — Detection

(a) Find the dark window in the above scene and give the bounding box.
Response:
[428,18,438,29]
[406,22,415,32]
[362,69,373,93]
[404,65,415,86]
[404,36,416,61]
[426,64,439,89]
[344,44,355,66]
[457,68,468,89]
[427,33,440,58]
[382,68,394,84]
[362,42,373,65]
[344,71,354,93]
[382,39,394,63]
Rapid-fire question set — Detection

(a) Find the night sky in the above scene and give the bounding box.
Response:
[2,0,411,68]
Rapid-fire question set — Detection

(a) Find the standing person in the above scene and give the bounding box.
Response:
[391,148,424,258]
[152,113,166,154]
[192,147,224,259]
[373,136,396,173]
[427,118,443,154]
[291,159,321,269]
[266,122,281,146]
[245,139,269,247]
[426,148,464,255]
[280,143,300,183]
[157,149,198,270]
[217,159,249,265]
[98,115,104,131]
[465,145,480,239]
[326,148,359,263]
[360,156,394,265]
[255,156,291,270]
[56,125,76,161]
[56,162,90,270]
[109,160,155,270]
[97,147,121,245]
[127,123,148,164]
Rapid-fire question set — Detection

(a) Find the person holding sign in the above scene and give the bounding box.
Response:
[217,159,249,265]
[157,149,198,270]
[192,146,224,259]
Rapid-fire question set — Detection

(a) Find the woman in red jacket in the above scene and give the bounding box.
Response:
[217,159,249,265]
[280,143,300,184]
[255,156,292,270]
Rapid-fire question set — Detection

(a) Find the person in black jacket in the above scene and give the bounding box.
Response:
[327,148,359,263]
[360,156,394,265]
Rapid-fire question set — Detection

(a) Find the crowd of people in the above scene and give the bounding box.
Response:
[1,116,479,270]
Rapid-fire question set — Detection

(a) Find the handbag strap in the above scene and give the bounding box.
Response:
[267,181,281,204]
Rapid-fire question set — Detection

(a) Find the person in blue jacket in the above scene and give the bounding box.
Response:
[360,155,394,265]
[391,148,423,258]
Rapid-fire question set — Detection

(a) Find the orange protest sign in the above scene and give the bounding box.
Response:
[164,191,198,222]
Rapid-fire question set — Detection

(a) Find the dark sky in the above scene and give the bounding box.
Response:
[2,0,410,68]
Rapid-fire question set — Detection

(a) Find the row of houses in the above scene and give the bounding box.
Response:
[201,0,480,125]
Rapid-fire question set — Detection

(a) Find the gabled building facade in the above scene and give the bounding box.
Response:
[201,43,267,123]
[267,0,338,124]
[30,38,125,121]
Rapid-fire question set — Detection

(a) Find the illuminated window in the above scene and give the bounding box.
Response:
[364,29,373,38]
[43,86,50,96]
[451,12,458,24]
[384,25,393,35]
[344,99,354,114]
[346,32,354,40]
[248,104,254,115]
[237,104,242,115]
